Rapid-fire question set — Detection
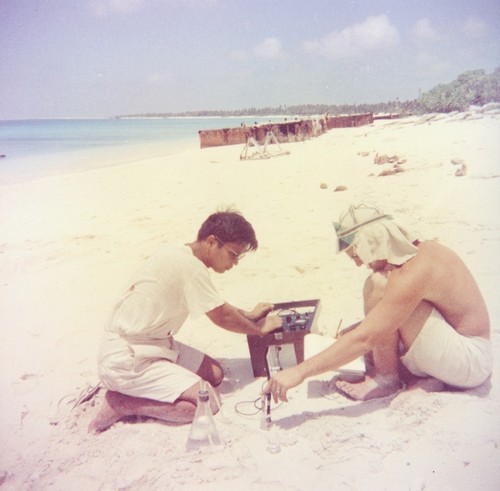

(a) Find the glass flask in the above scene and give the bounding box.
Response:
[186,389,222,453]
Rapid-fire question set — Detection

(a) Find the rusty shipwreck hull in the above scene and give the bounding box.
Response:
[325,113,373,129]
[198,119,317,149]
[198,113,373,149]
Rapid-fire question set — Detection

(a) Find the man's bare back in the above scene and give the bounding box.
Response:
[385,241,490,340]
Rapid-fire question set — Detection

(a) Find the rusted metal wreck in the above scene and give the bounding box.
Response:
[198,113,373,149]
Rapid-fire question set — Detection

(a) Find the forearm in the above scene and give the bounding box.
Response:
[237,308,255,320]
[296,331,371,380]
[207,303,263,336]
[238,302,274,321]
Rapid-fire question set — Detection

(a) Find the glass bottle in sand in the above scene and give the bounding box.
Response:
[186,389,222,453]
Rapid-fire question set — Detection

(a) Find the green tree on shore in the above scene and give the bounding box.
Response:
[418,68,500,113]
[118,68,500,119]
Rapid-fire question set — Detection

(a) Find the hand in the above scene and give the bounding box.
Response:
[257,314,282,335]
[248,302,275,321]
[263,366,305,403]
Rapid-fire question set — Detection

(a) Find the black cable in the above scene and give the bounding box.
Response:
[234,397,262,416]
[233,378,283,417]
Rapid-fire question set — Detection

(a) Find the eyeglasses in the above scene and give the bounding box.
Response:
[215,236,246,262]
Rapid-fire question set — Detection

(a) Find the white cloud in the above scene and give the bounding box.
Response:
[462,16,489,39]
[412,18,441,43]
[87,0,145,17]
[303,15,399,59]
[253,37,284,60]
[228,38,283,63]
[87,0,220,17]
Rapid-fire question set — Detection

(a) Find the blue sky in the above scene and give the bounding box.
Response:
[1,0,499,119]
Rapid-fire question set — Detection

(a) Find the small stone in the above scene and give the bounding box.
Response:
[333,185,348,192]
[455,164,467,176]
[0,471,9,486]
[378,169,396,176]
[374,154,400,165]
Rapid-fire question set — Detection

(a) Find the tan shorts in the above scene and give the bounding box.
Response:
[97,335,205,403]
[400,309,492,388]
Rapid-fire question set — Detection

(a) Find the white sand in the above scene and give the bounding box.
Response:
[1,110,499,490]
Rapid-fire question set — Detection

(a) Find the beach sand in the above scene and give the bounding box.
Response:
[1,109,499,490]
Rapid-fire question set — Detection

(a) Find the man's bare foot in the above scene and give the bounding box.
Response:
[335,375,403,401]
[88,392,123,434]
[88,390,199,434]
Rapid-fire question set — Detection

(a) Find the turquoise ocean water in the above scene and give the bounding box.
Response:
[0,117,274,184]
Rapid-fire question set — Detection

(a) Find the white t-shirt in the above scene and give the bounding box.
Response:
[107,244,224,342]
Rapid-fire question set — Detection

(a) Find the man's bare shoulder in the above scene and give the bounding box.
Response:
[394,240,475,300]
[416,240,462,270]
[417,240,450,255]
[385,241,445,295]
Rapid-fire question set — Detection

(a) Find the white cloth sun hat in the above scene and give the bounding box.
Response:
[334,203,419,265]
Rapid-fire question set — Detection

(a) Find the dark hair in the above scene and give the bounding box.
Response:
[197,209,258,251]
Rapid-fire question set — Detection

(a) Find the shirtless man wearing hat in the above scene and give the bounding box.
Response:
[265,203,492,402]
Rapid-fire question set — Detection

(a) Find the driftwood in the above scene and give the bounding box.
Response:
[240,131,291,160]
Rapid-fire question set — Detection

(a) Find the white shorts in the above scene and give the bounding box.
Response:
[400,309,492,388]
[97,335,205,403]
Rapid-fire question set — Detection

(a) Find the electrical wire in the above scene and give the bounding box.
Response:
[233,380,283,417]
